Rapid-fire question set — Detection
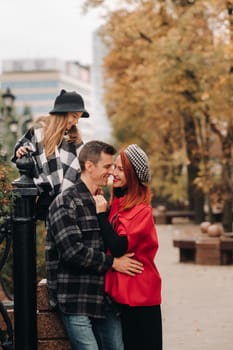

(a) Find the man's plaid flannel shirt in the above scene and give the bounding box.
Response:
[46,179,113,318]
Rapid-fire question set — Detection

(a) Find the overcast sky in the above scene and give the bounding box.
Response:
[0,0,103,68]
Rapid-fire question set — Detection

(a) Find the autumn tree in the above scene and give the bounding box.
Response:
[84,0,233,227]
[150,1,233,226]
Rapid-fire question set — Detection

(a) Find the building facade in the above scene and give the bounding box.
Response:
[0,58,94,141]
[91,29,112,142]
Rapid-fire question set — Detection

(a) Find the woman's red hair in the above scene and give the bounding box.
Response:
[113,150,152,211]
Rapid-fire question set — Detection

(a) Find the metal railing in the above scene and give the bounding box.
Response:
[0,217,13,350]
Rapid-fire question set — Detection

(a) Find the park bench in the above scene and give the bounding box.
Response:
[154,209,195,224]
[173,236,196,262]
[173,233,233,265]
[165,210,195,224]
[220,236,233,265]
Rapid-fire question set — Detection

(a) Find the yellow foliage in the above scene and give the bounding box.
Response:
[84,0,233,202]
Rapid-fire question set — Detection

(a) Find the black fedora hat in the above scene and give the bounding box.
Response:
[49,89,89,118]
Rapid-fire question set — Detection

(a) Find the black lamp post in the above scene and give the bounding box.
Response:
[12,155,38,350]
[0,87,37,348]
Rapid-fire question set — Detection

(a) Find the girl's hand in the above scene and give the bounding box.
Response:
[93,194,108,213]
[16,146,31,158]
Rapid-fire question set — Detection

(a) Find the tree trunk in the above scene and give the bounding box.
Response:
[222,199,233,232]
[193,186,205,224]
[187,163,197,211]
[183,112,205,222]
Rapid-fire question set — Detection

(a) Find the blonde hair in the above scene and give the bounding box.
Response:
[34,114,81,157]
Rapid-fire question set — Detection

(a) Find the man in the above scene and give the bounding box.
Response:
[46,140,143,350]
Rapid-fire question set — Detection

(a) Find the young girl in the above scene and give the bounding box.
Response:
[12,89,89,219]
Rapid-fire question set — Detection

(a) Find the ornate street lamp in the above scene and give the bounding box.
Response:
[0,88,37,349]
[1,88,33,160]
[0,88,16,159]
[2,88,15,112]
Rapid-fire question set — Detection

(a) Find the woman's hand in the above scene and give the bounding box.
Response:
[16,145,31,158]
[93,194,108,213]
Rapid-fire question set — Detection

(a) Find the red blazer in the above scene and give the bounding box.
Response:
[105,197,162,306]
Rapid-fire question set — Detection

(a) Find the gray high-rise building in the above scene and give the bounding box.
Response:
[91,29,112,142]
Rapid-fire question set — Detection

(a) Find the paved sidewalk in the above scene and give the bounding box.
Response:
[156,224,233,350]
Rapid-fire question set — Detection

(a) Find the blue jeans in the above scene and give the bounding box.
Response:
[60,308,124,350]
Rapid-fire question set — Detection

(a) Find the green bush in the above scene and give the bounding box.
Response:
[0,156,18,223]
[0,157,46,296]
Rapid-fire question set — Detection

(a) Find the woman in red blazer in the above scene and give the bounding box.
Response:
[94,144,162,350]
